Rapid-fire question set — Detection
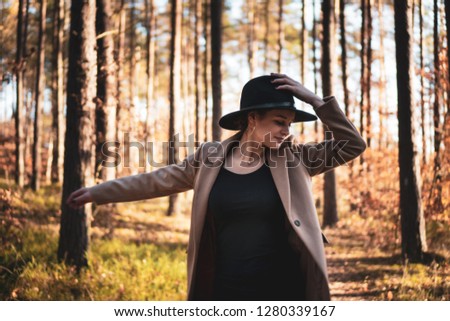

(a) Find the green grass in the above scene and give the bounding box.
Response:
[1,173,448,301]
[1,226,188,300]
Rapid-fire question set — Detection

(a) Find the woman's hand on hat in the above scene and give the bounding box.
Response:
[270,73,325,109]
[66,187,93,209]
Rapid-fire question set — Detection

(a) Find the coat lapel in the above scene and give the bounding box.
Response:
[266,148,291,217]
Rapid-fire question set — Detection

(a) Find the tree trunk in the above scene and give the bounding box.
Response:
[419,0,426,164]
[276,0,284,72]
[339,0,349,118]
[145,0,156,172]
[167,0,182,216]
[321,0,338,228]
[359,0,367,166]
[203,0,210,142]
[394,0,427,262]
[96,0,118,182]
[51,0,65,184]
[432,0,443,212]
[378,0,388,151]
[57,0,97,268]
[194,0,203,141]
[312,0,319,140]
[246,0,257,78]
[115,0,126,177]
[263,0,270,73]
[299,0,307,136]
[366,0,373,149]
[14,0,26,188]
[128,0,138,175]
[210,0,222,142]
[32,0,47,191]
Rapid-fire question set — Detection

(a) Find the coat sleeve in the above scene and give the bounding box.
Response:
[88,143,204,205]
[295,96,366,177]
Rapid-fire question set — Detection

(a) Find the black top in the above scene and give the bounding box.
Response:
[207,162,304,300]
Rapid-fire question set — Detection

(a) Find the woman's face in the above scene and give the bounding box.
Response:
[248,109,295,149]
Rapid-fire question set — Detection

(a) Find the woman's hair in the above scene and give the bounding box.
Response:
[236,109,271,134]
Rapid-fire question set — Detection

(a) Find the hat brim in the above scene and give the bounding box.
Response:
[219,106,318,130]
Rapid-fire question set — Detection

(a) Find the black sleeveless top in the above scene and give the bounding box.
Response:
[207,162,304,300]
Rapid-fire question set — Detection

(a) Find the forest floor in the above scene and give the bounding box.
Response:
[1,178,448,301]
[0,127,449,300]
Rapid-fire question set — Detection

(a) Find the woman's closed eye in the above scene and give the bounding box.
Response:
[275,120,291,127]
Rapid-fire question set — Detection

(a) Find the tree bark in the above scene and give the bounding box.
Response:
[359,0,367,165]
[339,0,349,118]
[115,0,127,177]
[14,0,26,187]
[57,0,97,268]
[263,0,270,73]
[321,0,338,228]
[394,0,427,262]
[194,0,203,141]
[366,0,373,148]
[203,0,210,142]
[432,0,443,212]
[32,0,47,191]
[210,0,222,142]
[96,0,118,182]
[145,0,156,172]
[246,0,257,78]
[312,0,319,140]
[276,0,284,72]
[419,0,426,164]
[378,0,388,151]
[51,0,65,184]
[167,0,182,216]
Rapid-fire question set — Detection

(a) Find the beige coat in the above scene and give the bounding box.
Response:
[88,96,366,300]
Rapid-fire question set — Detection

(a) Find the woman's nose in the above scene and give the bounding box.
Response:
[281,125,290,136]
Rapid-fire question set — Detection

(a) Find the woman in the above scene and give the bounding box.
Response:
[67,73,366,300]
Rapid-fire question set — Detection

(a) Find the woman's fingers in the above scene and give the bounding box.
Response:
[66,188,92,208]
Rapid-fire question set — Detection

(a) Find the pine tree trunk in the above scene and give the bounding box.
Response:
[299,0,307,136]
[321,0,338,228]
[366,0,372,149]
[203,0,210,142]
[247,0,257,78]
[51,0,65,184]
[312,0,319,140]
[276,0,284,72]
[32,0,47,191]
[128,0,138,175]
[58,0,97,268]
[339,0,349,117]
[359,0,367,166]
[394,0,427,262]
[167,0,182,216]
[263,0,270,73]
[432,0,443,212]
[145,0,156,172]
[115,0,126,177]
[378,0,388,151]
[210,0,222,142]
[14,0,26,188]
[96,0,118,182]
[419,0,426,164]
[194,0,203,141]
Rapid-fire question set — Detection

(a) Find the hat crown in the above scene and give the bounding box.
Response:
[240,75,295,110]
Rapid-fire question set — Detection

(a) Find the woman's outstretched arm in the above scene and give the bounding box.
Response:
[66,143,204,209]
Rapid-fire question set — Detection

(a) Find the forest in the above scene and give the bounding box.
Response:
[0,0,449,300]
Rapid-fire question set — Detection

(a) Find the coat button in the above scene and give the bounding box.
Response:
[294,220,301,227]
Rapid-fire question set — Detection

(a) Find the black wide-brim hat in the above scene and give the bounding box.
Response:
[219,75,318,130]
